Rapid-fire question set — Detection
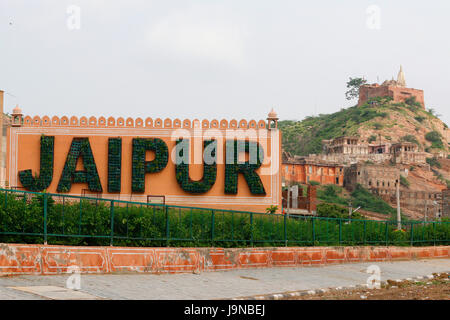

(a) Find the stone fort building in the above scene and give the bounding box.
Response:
[344,163,443,219]
[358,66,425,109]
[320,136,427,165]
[443,189,450,218]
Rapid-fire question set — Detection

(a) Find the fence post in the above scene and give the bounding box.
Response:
[284,213,287,247]
[410,223,414,246]
[339,219,342,245]
[78,198,82,235]
[43,193,48,245]
[110,200,115,246]
[4,190,7,209]
[166,206,170,247]
[231,211,234,241]
[385,221,389,246]
[433,222,436,246]
[250,212,254,247]
[312,218,316,245]
[363,220,367,245]
[189,208,193,240]
[211,209,215,247]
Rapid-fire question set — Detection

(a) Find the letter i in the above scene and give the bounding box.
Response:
[108,138,122,192]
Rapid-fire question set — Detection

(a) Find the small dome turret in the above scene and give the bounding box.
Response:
[13,104,22,115]
[267,108,278,120]
[267,107,279,130]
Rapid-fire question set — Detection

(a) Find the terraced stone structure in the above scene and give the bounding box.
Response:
[443,189,450,218]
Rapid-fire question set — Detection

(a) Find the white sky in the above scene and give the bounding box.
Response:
[0,0,449,125]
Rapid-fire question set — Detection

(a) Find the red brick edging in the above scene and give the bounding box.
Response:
[0,243,448,276]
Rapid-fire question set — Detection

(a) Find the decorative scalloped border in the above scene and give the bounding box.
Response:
[22,116,268,130]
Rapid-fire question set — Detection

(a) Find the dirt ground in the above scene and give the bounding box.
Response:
[286,272,450,300]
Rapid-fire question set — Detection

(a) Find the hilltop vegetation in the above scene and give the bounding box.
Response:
[316,184,398,218]
[279,96,449,156]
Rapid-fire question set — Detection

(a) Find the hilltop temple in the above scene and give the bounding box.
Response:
[358,66,425,109]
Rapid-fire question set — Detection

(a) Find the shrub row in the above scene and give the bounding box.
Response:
[0,192,448,247]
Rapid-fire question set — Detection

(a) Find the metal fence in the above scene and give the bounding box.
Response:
[0,188,449,247]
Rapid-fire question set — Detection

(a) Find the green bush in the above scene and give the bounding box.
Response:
[426,157,441,168]
[316,203,362,220]
[425,131,444,149]
[415,116,426,123]
[405,96,422,111]
[368,135,377,143]
[373,122,383,130]
[400,135,420,146]
[0,191,448,247]
[351,184,396,215]
[400,175,410,188]
[317,185,347,206]
[265,205,278,214]
[316,203,346,219]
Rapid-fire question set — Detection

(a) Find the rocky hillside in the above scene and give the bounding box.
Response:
[280,96,449,156]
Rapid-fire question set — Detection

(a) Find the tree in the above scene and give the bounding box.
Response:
[345,77,367,101]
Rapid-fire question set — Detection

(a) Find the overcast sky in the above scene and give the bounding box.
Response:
[0,0,449,125]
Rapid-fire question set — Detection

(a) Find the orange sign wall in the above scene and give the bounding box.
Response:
[6,115,281,212]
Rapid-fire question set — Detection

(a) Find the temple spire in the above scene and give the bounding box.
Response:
[397,65,406,87]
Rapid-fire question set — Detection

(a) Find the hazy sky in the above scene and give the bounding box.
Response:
[1,0,449,125]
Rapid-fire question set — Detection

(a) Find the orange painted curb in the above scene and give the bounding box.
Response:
[0,243,448,276]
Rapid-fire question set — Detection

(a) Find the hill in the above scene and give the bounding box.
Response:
[279,96,449,156]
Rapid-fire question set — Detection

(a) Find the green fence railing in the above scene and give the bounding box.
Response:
[0,188,449,247]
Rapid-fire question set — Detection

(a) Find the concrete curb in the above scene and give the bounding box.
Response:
[1,243,449,276]
[231,271,449,300]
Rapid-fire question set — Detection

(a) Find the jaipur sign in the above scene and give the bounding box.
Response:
[7,115,281,212]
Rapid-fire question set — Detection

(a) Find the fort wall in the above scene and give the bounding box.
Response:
[443,189,450,218]
[358,84,425,109]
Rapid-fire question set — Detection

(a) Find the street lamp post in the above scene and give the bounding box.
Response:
[396,178,401,230]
